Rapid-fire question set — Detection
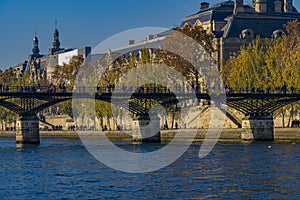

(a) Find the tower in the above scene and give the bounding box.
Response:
[52,21,61,50]
[234,0,244,14]
[32,31,40,56]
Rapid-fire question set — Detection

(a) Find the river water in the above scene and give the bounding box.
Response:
[0,137,299,199]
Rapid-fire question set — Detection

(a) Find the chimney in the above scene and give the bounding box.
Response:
[146,35,154,40]
[284,0,293,13]
[274,0,282,13]
[234,0,244,14]
[255,0,267,13]
[200,2,209,11]
[128,40,135,45]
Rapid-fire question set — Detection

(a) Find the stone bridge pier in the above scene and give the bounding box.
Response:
[241,115,274,141]
[16,113,40,144]
[132,114,161,143]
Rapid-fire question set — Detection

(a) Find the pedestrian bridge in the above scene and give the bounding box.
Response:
[0,86,299,144]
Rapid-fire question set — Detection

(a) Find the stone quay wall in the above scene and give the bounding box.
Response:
[1,128,299,141]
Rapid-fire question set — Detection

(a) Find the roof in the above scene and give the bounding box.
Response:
[181,1,254,26]
[222,11,300,38]
[265,0,298,13]
[181,0,298,26]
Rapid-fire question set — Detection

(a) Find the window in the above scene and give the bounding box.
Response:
[229,51,237,59]
[272,30,285,39]
[240,29,254,39]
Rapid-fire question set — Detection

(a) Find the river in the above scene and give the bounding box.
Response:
[0,137,299,199]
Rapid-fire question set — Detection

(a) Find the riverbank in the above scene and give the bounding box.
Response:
[1,128,300,141]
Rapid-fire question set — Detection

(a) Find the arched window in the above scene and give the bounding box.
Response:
[272,30,285,39]
[240,29,254,39]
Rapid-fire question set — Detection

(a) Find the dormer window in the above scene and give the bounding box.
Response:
[272,30,285,39]
[240,29,254,39]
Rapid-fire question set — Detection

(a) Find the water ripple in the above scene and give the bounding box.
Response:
[0,137,299,199]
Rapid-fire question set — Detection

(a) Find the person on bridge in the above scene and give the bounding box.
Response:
[19,86,23,92]
[292,119,300,128]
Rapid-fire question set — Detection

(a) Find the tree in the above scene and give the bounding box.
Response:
[222,20,300,92]
[155,23,215,88]
[58,101,73,118]
[222,37,269,92]
[140,47,151,65]
[0,67,18,87]
[52,55,84,90]
[0,67,19,127]
[50,55,85,120]
[222,20,300,126]
[129,52,137,69]
[20,71,32,86]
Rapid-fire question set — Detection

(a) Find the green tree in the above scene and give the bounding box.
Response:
[0,67,18,87]
[222,20,300,126]
[50,55,84,119]
[222,20,300,92]
[58,101,73,118]
[223,37,269,91]
[0,67,19,127]
[140,47,151,65]
[52,55,84,90]
[129,52,137,69]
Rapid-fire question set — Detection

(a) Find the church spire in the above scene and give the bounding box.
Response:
[52,20,61,50]
[32,29,40,55]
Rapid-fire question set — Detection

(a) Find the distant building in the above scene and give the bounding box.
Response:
[93,0,300,71]
[13,61,28,79]
[13,25,91,84]
[181,0,300,68]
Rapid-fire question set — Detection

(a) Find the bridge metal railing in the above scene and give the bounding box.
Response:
[0,85,203,95]
[0,85,299,96]
[225,86,300,95]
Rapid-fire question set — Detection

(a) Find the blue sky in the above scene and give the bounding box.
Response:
[0,0,299,70]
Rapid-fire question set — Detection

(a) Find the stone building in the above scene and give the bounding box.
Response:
[13,25,91,85]
[94,0,300,72]
[181,0,300,69]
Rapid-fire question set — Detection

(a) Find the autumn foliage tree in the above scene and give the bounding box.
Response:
[52,55,84,90]
[155,24,215,87]
[222,20,300,127]
[222,20,300,92]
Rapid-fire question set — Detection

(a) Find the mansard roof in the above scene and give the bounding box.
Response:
[222,11,300,38]
[265,0,298,13]
[181,1,254,26]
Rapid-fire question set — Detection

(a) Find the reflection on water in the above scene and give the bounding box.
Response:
[0,137,299,199]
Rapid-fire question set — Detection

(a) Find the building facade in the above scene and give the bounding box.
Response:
[181,0,300,68]
[13,26,91,85]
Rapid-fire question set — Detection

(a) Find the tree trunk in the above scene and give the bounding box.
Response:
[171,108,175,129]
[107,116,111,131]
[282,113,285,128]
[287,106,294,128]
